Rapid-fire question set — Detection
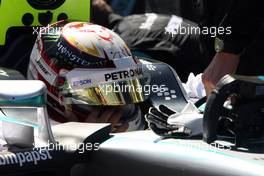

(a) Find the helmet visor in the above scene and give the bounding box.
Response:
[59,65,150,106]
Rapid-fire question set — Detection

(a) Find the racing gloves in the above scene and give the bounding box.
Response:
[145,105,203,138]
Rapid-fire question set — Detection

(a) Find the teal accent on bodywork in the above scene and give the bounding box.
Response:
[258,76,264,81]
[104,136,264,174]
[198,103,206,112]
[0,95,46,106]
[0,115,38,128]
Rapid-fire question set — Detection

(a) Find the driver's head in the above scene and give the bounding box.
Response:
[27,21,148,132]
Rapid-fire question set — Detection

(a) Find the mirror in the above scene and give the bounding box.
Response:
[0,80,56,148]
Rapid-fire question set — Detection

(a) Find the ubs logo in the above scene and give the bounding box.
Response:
[23,0,68,26]
[27,0,65,10]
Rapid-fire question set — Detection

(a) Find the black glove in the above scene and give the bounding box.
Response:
[145,105,203,138]
[145,105,186,138]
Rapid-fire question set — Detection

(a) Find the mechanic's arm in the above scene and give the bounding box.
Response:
[91,0,124,29]
[202,0,262,95]
[91,0,113,26]
[202,52,240,95]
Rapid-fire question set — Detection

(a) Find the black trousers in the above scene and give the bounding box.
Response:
[237,37,264,76]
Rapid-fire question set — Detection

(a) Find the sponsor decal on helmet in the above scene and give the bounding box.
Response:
[57,41,106,67]
[57,41,89,66]
[104,67,143,82]
[31,43,57,85]
[35,59,51,76]
[72,79,92,87]
[61,64,144,90]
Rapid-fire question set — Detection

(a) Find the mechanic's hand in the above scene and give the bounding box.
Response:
[92,0,113,14]
[202,52,240,96]
[91,0,113,26]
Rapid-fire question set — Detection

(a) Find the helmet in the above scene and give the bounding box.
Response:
[27,21,148,131]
